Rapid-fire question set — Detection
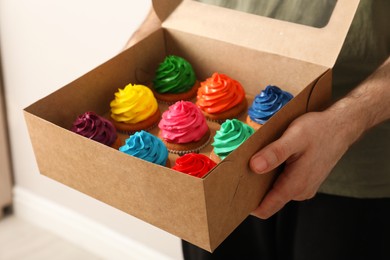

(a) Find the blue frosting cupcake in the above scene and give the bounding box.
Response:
[246,85,293,129]
[119,130,168,166]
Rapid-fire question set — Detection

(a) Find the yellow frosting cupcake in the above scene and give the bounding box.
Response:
[110,84,161,134]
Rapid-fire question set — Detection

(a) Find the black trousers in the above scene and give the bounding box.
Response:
[182,193,390,260]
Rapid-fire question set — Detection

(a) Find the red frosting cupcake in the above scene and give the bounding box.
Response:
[172,153,217,178]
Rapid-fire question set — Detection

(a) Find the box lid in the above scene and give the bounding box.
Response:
[153,0,360,68]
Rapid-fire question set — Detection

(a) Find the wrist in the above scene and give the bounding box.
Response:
[324,100,368,149]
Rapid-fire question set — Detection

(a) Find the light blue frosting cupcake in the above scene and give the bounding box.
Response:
[119,130,168,166]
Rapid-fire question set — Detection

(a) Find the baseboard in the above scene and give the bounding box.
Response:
[12,186,173,260]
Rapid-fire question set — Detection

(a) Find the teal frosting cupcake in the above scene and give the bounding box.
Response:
[212,119,254,160]
[119,130,168,166]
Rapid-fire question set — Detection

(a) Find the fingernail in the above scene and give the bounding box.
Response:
[256,212,269,220]
[251,156,267,174]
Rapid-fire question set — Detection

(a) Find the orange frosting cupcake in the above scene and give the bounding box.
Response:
[196,72,247,123]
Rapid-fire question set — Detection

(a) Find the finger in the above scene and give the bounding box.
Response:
[252,166,297,219]
[252,186,288,219]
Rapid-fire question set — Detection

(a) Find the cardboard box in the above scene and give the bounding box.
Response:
[24,0,359,252]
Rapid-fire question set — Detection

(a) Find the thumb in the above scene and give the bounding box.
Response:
[250,137,296,174]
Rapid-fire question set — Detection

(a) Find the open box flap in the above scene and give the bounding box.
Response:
[153,0,360,68]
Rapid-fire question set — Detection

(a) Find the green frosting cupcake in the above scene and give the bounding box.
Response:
[212,119,255,160]
[153,55,196,94]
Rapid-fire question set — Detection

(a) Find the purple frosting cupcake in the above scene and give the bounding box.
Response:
[71,111,120,148]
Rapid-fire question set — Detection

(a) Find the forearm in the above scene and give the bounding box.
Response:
[325,56,390,147]
[124,7,161,49]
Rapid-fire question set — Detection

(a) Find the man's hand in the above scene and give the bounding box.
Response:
[249,111,355,219]
[249,56,390,219]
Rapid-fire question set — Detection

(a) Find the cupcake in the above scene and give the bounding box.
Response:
[210,119,254,162]
[152,55,199,104]
[71,111,121,149]
[172,153,217,178]
[119,130,169,167]
[196,72,247,123]
[110,83,161,134]
[158,101,211,155]
[246,85,293,130]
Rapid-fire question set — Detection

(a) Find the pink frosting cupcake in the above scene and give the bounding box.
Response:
[158,101,211,154]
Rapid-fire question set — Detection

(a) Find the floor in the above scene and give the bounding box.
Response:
[0,213,102,260]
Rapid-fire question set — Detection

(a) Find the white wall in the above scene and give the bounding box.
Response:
[0,0,182,259]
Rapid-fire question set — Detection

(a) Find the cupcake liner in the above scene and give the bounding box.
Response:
[153,82,199,105]
[167,133,212,156]
[156,97,194,105]
[202,96,250,124]
[205,109,247,124]
[116,121,159,135]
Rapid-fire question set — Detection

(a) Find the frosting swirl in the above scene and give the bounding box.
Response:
[153,55,196,94]
[158,101,208,143]
[196,73,245,114]
[248,85,293,124]
[71,111,117,147]
[119,130,168,166]
[172,153,217,178]
[110,84,158,123]
[212,119,254,160]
